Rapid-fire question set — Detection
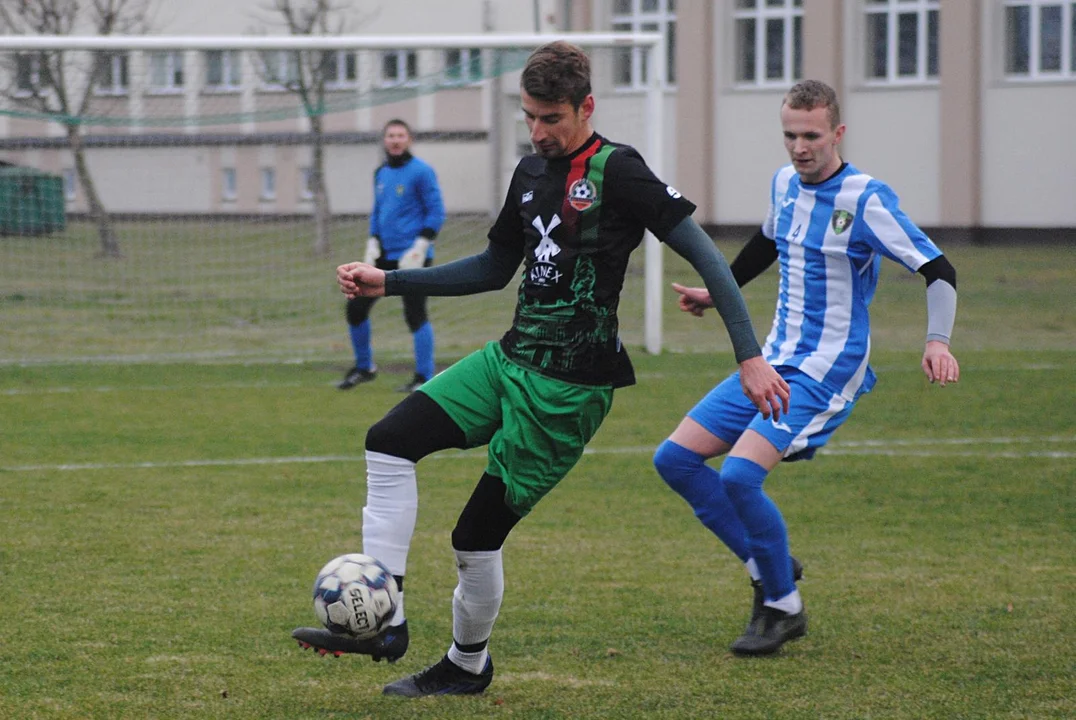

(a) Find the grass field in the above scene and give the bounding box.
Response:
[1,228,1074,718]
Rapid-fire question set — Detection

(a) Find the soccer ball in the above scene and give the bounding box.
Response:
[311,553,399,640]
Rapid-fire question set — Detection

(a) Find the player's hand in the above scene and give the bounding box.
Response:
[671,282,713,318]
[922,340,959,387]
[362,237,381,266]
[398,238,430,270]
[337,262,387,299]
[738,356,791,421]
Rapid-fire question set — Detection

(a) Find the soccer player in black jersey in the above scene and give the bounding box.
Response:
[293,41,790,697]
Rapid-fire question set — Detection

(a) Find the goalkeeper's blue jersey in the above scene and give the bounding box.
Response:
[370,155,445,260]
[760,162,941,401]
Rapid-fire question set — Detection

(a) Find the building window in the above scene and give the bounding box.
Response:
[864,0,940,83]
[221,168,237,201]
[147,51,185,93]
[259,51,300,89]
[1004,1,1076,78]
[443,48,483,85]
[62,168,77,201]
[612,0,677,89]
[381,50,419,86]
[733,0,803,87]
[322,51,358,88]
[95,53,129,95]
[14,53,45,95]
[205,50,242,90]
[260,167,276,201]
[299,167,315,200]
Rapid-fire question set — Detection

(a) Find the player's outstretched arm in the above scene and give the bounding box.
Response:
[385,240,522,298]
[337,262,386,299]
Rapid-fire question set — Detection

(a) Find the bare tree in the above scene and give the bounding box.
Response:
[258,0,370,258]
[0,0,157,258]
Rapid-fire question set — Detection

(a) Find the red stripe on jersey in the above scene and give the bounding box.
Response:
[561,139,603,231]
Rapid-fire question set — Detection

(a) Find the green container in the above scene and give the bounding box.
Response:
[0,165,67,236]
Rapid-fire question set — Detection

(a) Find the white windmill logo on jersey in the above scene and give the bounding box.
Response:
[532,214,562,262]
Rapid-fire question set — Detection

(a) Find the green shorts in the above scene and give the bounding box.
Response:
[418,341,614,516]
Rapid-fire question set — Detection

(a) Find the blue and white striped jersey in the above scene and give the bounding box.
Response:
[760,163,941,401]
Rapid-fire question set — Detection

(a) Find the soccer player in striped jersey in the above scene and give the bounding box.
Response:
[654,79,960,656]
[293,41,790,697]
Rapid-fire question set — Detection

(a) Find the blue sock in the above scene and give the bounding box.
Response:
[412,321,434,380]
[721,456,794,601]
[349,320,373,371]
[653,440,751,562]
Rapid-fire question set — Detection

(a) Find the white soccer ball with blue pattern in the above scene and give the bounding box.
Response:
[312,553,399,640]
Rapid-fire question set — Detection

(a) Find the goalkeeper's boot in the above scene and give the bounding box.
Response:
[730,605,808,657]
[338,367,376,390]
[382,655,493,697]
[746,555,804,635]
[291,621,408,662]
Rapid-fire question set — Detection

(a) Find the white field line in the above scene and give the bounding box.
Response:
[3,436,1074,473]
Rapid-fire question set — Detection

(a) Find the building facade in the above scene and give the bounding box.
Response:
[0,0,1073,236]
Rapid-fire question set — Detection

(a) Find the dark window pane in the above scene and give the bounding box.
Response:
[927,9,939,76]
[643,0,658,12]
[406,51,417,79]
[866,13,888,78]
[1072,3,1076,71]
[1005,5,1030,74]
[736,0,757,8]
[898,12,918,76]
[614,0,631,13]
[613,22,632,85]
[666,21,677,84]
[737,18,757,81]
[793,15,802,79]
[1040,4,1062,72]
[765,18,784,79]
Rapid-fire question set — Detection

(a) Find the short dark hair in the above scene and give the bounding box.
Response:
[382,118,412,136]
[520,41,591,109]
[783,80,841,129]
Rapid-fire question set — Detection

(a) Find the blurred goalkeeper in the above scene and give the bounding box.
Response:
[294,41,789,698]
[339,118,446,393]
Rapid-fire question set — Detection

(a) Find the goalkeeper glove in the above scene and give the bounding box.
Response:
[397,238,430,270]
[363,238,381,265]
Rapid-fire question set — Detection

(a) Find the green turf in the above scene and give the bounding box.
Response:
[1,226,1074,717]
[1,349,1073,719]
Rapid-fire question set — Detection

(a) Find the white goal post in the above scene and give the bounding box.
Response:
[0,32,670,363]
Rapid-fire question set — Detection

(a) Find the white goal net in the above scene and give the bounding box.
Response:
[0,33,667,365]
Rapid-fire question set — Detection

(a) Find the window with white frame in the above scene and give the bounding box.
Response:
[95,53,129,95]
[322,51,358,88]
[381,50,418,86]
[612,0,677,89]
[299,167,315,200]
[147,51,185,93]
[14,53,44,95]
[62,169,77,201]
[205,50,242,90]
[221,168,237,201]
[443,48,483,84]
[260,167,276,201]
[733,0,803,87]
[1004,1,1076,78]
[864,0,939,83]
[259,51,300,89]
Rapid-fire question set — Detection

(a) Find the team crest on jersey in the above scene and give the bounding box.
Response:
[395,184,405,197]
[831,210,854,234]
[567,178,597,211]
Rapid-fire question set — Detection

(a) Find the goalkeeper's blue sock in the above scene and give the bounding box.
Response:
[721,456,794,602]
[349,320,373,371]
[413,321,435,381]
[653,440,751,562]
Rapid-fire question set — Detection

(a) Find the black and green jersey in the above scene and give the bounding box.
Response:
[488,133,696,387]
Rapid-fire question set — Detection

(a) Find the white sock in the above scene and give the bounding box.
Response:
[447,644,489,675]
[764,589,803,615]
[362,450,418,578]
[745,558,761,581]
[389,591,405,626]
[448,549,503,672]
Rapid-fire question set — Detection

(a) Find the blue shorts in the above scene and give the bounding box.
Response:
[687,368,855,460]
